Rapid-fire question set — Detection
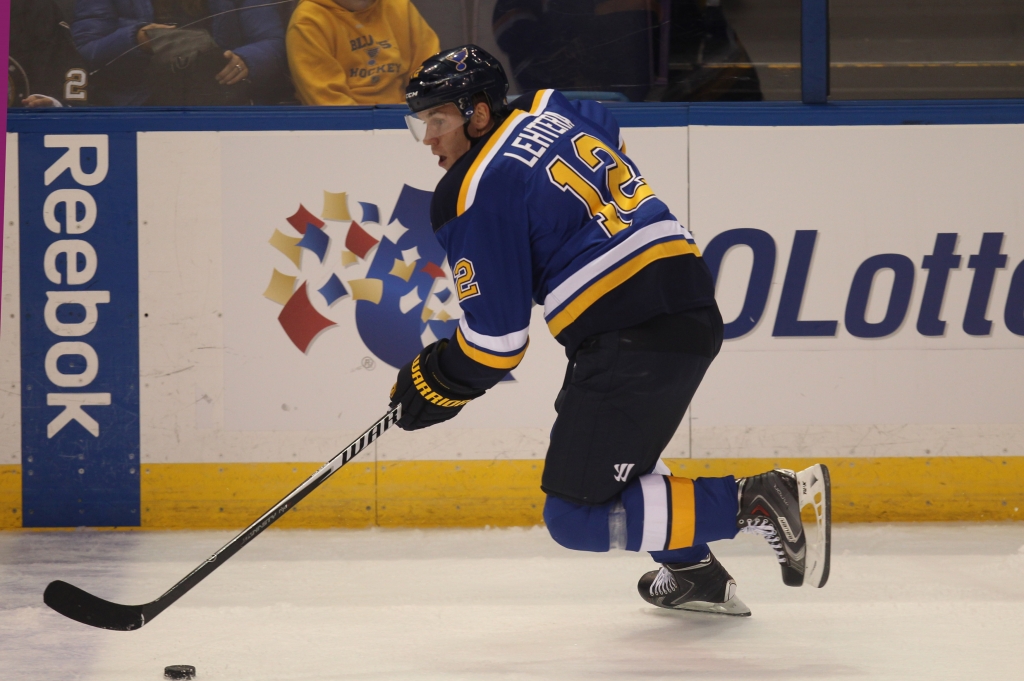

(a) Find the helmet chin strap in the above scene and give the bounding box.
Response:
[463,116,497,144]
[460,95,479,141]
[462,119,479,142]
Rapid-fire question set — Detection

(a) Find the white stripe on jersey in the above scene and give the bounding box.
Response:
[461,90,555,214]
[639,474,669,552]
[459,317,530,354]
[542,220,695,319]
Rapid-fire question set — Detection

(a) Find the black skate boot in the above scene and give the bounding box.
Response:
[637,551,751,616]
[737,465,831,588]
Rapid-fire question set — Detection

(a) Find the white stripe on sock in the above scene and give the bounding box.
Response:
[639,474,668,552]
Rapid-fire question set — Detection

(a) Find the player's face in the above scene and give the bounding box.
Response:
[406,101,496,171]
[428,122,472,170]
[412,104,470,170]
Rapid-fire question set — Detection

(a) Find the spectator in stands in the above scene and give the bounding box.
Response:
[659,0,762,101]
[9,0,91,107]
[72,0,289,106]
[286,0,438,105]
[491,0,761,102]
[492,0,659,101]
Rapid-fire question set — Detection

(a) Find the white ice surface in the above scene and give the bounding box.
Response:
[2,524,1023,680]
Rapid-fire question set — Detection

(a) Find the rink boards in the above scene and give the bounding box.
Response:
[2,103,1024,528]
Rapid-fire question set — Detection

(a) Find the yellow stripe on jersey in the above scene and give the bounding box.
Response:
[456,111,524,215]
[456,328,529,370]
[457,91,550,216]
[526,89,547,113]
[666,476,697,550]
[546,240,703,337]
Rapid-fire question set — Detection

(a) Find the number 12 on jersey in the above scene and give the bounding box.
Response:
[546,132,655,237]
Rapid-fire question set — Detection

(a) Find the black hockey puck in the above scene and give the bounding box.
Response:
[164,665,196,680]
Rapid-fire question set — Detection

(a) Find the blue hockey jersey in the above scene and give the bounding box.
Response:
[431,89,716,390]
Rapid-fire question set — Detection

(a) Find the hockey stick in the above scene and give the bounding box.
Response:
[43,405,401,631]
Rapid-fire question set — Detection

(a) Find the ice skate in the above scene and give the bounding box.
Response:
[637,551,751,616]
[737,464,831,588]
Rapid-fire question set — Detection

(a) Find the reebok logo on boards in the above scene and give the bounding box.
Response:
[613,463,635,482]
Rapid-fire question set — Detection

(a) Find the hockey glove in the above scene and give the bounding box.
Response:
[390,340,485,431]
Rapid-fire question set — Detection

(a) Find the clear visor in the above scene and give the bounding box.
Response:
[405,103,469,142]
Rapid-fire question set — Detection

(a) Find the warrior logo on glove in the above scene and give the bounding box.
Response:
[390,341,484,430]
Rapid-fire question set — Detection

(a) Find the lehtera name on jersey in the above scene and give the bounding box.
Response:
[503,111,575,167]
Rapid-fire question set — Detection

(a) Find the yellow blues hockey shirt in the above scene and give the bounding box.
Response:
[433,89,717,390]
[286,0,439,105]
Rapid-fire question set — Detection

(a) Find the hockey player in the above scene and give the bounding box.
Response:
[389,45,831,615]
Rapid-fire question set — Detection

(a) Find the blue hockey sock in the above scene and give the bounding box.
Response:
[621,474,739,551]
[543,495,613,552]
[542,474,739,553]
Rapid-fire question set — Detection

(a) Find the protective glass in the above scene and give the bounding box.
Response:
[405,103,469,142]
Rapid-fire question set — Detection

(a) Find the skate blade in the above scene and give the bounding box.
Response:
[796,464,832,588]
[673,595,752,617]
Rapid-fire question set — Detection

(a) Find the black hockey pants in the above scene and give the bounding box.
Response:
[541,304,724,505]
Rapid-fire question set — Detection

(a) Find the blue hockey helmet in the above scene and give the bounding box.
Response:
[405,45,509,119]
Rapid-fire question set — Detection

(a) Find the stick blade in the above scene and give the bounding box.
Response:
[44,580,146,631]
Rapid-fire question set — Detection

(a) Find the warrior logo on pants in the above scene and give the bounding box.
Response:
[613,463,635,482]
